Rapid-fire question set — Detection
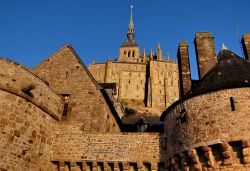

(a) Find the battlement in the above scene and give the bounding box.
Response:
[195,32,214,38]
[167,139,250,170]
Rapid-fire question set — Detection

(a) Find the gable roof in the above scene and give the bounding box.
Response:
[33,44,102,90]
[33,45,126,130]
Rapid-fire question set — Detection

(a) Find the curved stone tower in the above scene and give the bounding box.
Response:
[161,47,250,170]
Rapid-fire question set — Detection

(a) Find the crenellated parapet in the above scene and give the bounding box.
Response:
[166,139,250,170]
[52,160,161,171]
[0,58,65,170]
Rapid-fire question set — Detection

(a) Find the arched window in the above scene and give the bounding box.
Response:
[153,69,159,84]
[128,51,131,57]
[132,51,135,57]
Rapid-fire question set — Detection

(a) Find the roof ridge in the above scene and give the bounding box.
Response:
[33,44,102,90]
[66,45,102,90]
[32,44,71,70]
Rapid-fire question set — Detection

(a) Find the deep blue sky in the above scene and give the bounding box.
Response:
[1,0,250,79]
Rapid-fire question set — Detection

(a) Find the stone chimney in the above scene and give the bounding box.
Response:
[194,32,217,79]
[177,41,192,98]
[241,34,250,61]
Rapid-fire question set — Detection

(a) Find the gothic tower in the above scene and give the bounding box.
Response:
[118,5,140,62]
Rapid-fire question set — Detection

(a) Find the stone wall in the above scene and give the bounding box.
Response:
[149,61,179,109]
[88,63,106,83]
[0,58,64,120]
[89,60,179,115]
[89,62,147,105]
[163,87,250,170]
[0,91,58,171]
[0,58,64,170]
[51,124,166,170]
[33,45,120,133]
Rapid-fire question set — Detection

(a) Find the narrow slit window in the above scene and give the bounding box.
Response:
[65,71,68,79]
[62,94,70,116]
[230,97,235,111]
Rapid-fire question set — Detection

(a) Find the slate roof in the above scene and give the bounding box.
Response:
[188,48,250,96]
[160,47,250,121]
[120,38,138,47]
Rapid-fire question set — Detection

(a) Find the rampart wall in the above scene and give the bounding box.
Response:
[51,128,165,171]
[0,58,64,170]
[163,87,250,170]
[0,58,64,119]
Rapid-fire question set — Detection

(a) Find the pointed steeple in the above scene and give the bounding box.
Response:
[120,3,138,48]
[128,5,134,33]
[118,2,140,62]
[127,4,135,40]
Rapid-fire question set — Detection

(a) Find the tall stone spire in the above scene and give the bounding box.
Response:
[120,2,138,48]
[118,2,140,62]
[127,4,135,40]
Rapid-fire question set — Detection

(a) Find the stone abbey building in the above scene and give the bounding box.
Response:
[1,5,250,171]
[88,6,179,117]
